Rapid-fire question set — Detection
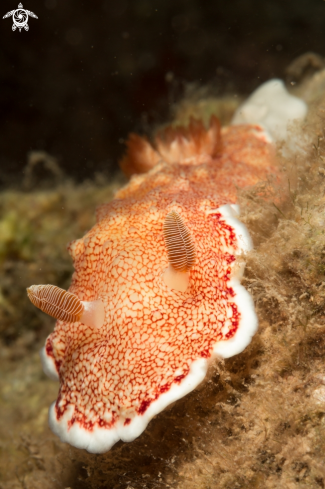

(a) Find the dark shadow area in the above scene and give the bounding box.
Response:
[1,0,325,186]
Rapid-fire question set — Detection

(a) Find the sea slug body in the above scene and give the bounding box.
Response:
[27,80,307,453]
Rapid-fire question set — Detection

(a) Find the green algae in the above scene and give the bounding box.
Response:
[0,177,124,347]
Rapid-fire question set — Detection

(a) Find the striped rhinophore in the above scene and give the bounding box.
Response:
[163,210,196,272]
[27,284,84,323]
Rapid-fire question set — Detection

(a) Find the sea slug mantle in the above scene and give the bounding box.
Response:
[27,81,306,453]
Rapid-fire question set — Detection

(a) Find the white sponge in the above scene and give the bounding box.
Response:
[232,79,307,141]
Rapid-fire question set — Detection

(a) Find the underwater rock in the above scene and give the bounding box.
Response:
[3,73,325,488]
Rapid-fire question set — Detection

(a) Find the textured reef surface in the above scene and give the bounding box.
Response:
[2,67,325,487]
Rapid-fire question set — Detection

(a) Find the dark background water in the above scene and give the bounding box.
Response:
[0,0,324,185]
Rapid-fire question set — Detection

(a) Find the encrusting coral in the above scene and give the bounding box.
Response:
[2,65,325,488]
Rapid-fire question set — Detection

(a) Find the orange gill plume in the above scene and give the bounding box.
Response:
[119,133,161,177]
[155,115,221,164]
[119,115,221,177]
[27,284,84,323]
[163,210,196,293]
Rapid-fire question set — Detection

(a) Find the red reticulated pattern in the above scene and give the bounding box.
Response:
[46,124,275,432]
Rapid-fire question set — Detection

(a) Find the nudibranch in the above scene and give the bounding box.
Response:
[27,80,307,453]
